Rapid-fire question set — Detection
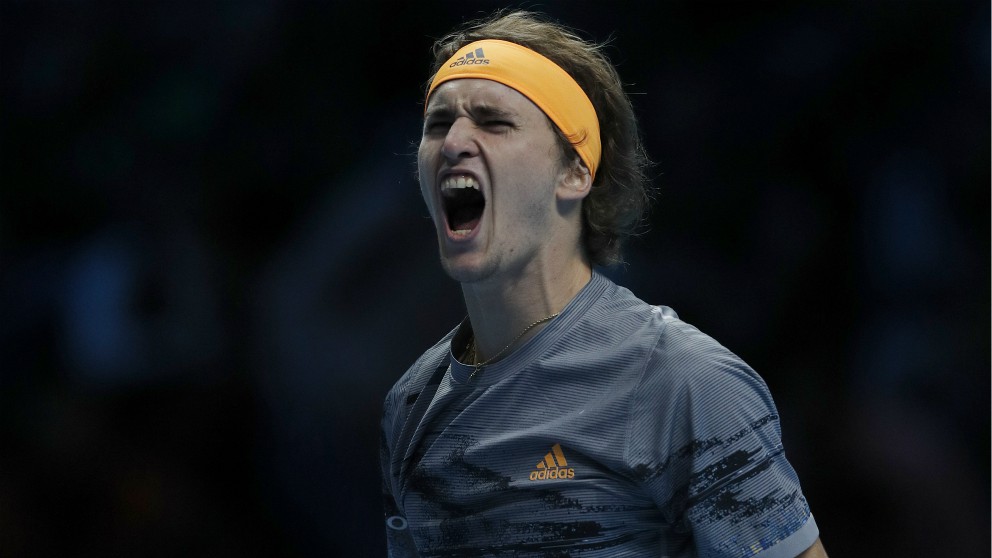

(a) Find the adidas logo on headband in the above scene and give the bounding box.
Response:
[449,47,490,67]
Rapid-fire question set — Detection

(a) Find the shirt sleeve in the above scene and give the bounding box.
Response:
[380,385,420,558]
[630,320,818,558]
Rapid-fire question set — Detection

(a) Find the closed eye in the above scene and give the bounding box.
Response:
[473,106,517,132]
[482,120,515,132]
[424,119,452,135]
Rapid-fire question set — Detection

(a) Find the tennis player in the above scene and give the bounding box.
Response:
[381,10,828,558]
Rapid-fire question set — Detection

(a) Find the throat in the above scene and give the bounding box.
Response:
[443,188,485,234]
[450,206,482,233]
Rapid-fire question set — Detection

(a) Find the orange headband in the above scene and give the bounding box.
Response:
[427,39,601,180]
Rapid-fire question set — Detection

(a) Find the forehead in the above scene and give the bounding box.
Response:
[426,79,544,117]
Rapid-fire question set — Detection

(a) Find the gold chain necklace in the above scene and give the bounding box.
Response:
[467,312,560,379]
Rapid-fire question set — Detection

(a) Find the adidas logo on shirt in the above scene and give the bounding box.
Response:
[449,47,490,67]
[529,443,575,481]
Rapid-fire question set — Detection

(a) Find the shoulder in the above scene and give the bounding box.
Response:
[568,274,673,350]
[381,325,458,432]
[638,311,771,402]
[569,274,768,399]
[625,307,783,465]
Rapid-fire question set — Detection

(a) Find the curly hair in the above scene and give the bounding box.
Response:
[426,10,653,266]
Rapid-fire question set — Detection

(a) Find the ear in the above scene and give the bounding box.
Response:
[556,158,592,201]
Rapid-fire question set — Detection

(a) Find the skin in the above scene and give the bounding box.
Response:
[418,77,830,558]
[419,78,592,361]
[799,538,829,557]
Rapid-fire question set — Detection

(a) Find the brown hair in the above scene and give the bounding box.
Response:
[426,10,653,266]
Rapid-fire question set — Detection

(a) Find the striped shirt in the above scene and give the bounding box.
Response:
[381,272,818,557]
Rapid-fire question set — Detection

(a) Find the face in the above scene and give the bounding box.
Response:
[418,79,573,284]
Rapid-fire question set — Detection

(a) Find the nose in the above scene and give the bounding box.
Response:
[441,117,479,162]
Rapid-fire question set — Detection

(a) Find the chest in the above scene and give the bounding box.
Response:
[397,374,665,550]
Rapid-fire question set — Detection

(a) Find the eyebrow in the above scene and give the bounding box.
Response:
[424,102,519,121]
[472,104,518,120]
[424,104,455,121]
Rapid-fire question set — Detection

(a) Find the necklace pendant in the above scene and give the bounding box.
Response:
[465,311,559,381]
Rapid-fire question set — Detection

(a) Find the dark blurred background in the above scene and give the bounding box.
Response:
[1,1,988,556]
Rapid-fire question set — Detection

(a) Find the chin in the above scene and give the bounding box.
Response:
[440,254,496,285]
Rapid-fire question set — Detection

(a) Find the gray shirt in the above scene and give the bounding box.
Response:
[381,272,818,557]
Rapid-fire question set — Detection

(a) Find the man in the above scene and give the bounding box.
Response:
[381,11,827,558]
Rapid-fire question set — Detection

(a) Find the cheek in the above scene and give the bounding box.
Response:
[418,180,431,208]
[417,176,435,218]
[417,139,436,179]
[417,147,438,217]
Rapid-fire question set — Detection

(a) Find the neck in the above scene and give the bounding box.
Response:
[461,255,592,363]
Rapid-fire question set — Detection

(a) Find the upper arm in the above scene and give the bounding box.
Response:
[384,520,419,558]
[797,538,828,558]
[381,385,418,557]
[630,322,819,556]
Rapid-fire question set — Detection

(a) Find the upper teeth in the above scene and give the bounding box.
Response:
[441,175,479,191]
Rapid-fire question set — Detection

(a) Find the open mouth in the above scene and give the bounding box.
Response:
[441,175,485,236]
